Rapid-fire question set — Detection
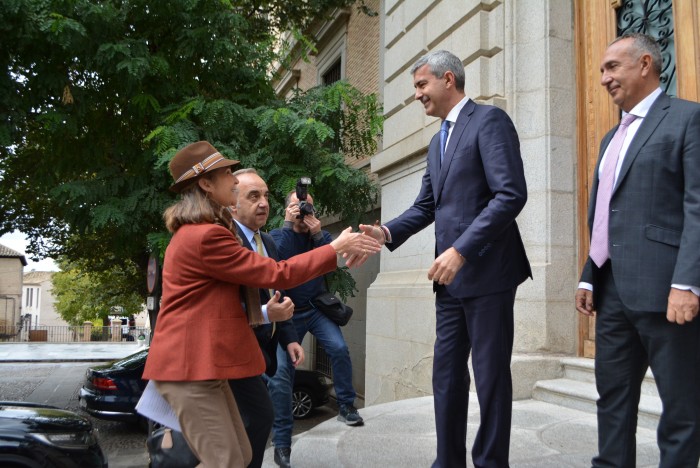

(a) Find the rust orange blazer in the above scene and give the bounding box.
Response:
[143,223,337,381]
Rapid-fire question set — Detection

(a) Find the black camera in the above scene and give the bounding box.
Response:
[295,177,314,219]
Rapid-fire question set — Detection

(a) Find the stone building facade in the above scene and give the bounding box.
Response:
[273,1,382,397]
[0,244,27,338]
[275,0,700,405]
[366,0,576,404]
[22,271,64,328]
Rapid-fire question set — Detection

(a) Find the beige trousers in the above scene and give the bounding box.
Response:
[155,380,252,468]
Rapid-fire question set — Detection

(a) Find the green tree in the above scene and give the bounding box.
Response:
[1,0,381,300]
[52,258,144,325]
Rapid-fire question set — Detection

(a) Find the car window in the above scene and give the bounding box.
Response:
[111,349,149,370]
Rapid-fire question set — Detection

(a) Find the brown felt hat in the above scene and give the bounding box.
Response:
[169,141,240,193]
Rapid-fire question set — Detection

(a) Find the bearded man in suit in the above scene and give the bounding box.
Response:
[230,168,304,468]
[360,49,531,468]
[575,33,700,468]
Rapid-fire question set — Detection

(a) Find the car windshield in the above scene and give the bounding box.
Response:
[110,348,149,370]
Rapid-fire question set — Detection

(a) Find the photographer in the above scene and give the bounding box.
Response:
[268,185,363,468]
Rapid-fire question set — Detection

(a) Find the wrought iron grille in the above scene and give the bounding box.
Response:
[617,0,676,96]
[314,341,333,378]
[0,325,150,343]
[322,59,342,85]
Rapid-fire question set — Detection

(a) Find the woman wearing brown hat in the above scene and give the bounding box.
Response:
[143,141,380,467]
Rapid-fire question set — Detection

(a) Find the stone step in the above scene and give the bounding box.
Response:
[560,357,659,397]
[532,377,661,430]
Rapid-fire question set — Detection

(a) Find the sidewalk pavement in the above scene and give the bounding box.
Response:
[0,342,143,362]
[1,343,669,467]
[261,393,663,468]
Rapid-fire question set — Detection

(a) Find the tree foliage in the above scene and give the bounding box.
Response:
[52,258,144,325]
[1,0,382,301]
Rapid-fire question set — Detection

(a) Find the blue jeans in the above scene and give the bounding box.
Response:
[268,308,356,448]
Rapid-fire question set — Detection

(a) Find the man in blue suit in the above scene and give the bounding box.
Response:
[360,50,531,468]
[576,33,700,467]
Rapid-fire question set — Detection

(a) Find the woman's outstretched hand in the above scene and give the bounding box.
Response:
[330,227,382,268]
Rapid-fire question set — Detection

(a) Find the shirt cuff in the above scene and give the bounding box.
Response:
[261,305,270,324]
[381,225,392,244]
[578,282,593,292]
[671,284,700,296]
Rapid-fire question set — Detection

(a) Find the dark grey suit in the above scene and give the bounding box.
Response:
[581,92,700,467]
[386,100,531,467]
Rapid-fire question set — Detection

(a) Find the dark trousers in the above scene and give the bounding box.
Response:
[229,376,274,468]
[593,262,700,468]
[432,285,516,468]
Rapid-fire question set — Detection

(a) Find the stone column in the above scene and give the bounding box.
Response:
[82,321,93,342]
[110,319,122,342]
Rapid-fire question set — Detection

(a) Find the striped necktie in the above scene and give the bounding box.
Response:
[253,232,276,334]
[232,227,263,326]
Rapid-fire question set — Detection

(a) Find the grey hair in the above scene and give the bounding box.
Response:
[233,167,258,176]
[410,50,465,91]
[611,33,663,76]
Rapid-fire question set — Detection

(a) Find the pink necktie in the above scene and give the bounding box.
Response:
[589,113,638,267]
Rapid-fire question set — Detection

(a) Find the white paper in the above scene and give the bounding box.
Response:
[135,380,181,431]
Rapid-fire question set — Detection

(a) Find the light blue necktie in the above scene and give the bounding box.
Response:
[439,120,451,163]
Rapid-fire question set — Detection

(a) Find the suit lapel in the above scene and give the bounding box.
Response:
[436,100,475,198]
[613,93,669,193]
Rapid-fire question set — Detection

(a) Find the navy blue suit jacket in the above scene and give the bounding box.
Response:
[385,100,531,298]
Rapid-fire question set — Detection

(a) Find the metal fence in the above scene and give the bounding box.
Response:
[0,325,150,343]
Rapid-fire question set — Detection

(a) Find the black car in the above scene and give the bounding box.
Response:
[0,401,107,468]
[79,348,149,425]
[79,348,331,423]
[292,369,331,419]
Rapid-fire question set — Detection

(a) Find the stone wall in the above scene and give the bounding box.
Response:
[366,0,578,405]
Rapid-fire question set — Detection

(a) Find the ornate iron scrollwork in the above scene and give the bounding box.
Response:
[617,0,676,96]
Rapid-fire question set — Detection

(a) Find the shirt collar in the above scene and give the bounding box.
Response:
[444,96,470,125]
[625,87,662,119]
[234,220,257,245]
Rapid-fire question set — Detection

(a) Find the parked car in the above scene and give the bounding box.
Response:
[292,369,331,419]
[0,401,107,468]
[79,348,331,423]
[79,348,149,425]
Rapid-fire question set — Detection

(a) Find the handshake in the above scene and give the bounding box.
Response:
[330,223,387,268]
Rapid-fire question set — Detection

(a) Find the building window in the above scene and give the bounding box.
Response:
[322,59,342,85]
[24,287,39,309]
[617,0,675,95]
